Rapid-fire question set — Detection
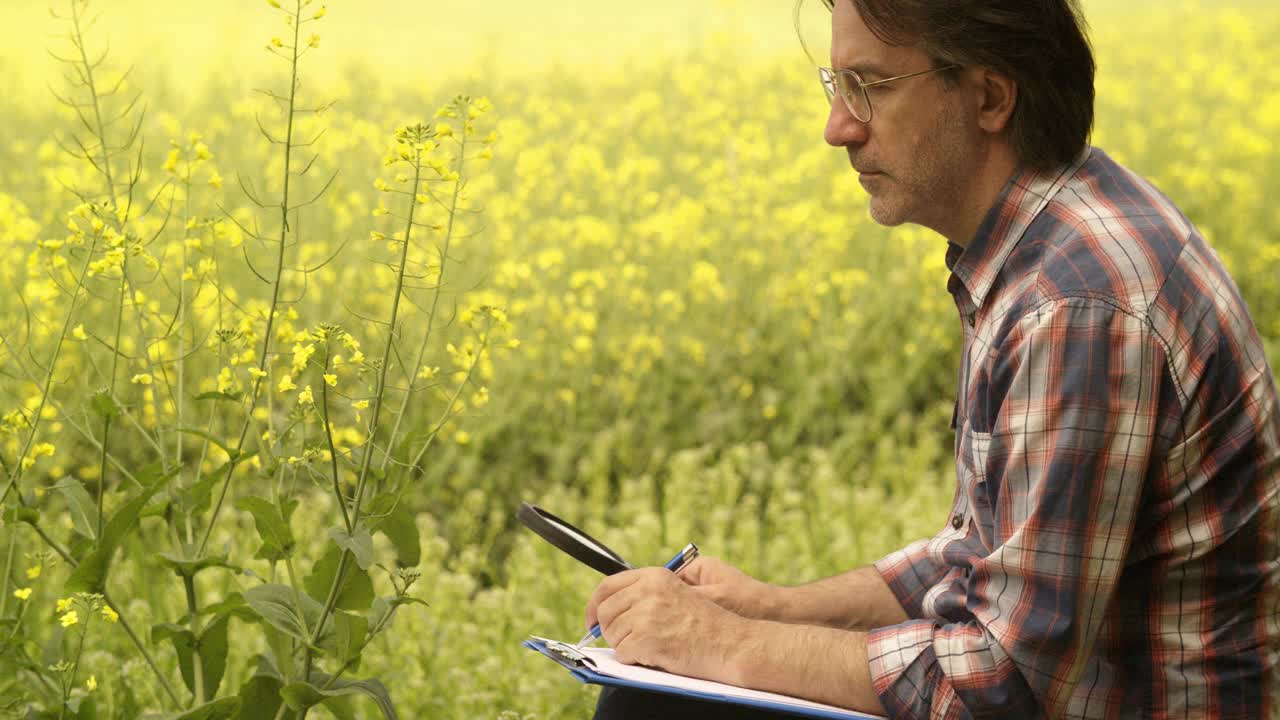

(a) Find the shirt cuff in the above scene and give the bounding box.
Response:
[873,538,943,619]
[866,620,955,720]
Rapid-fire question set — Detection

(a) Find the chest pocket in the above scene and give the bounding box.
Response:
[955,420,996,552]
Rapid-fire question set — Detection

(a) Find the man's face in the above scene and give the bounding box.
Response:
[825,1,979,232]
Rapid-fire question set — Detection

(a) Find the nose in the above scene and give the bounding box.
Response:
[824,96,869,148]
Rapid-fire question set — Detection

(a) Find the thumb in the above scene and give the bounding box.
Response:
[676,556,714,585]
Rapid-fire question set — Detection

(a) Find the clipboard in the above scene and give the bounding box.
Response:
[523,636,884,720]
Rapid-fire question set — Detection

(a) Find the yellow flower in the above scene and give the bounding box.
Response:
[436,124,454,138]
[33,443,55,457]
[267,0,281,6]
[454,430,471,445]
[323,373,337,387]
[131,373,153,385]
[249,367,268,380]
[55,597,73,613]
[271,37,284,48]
[101,605,118,623]
[217,367,235,393]
[12,588,32,600]
[352,400,369,410]
[298,386,314,405]
[25,566,41,580]
[307,34,320,49]
[313,6,327,19]
[86,675,97,692]
[209,171,223,189]
[277,375,297,393]
[73,324,87,341]
[59,610,78,627]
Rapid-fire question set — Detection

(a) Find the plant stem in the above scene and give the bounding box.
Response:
[198,0,305,557]
[22,521,182,708]
[381,125,469,475]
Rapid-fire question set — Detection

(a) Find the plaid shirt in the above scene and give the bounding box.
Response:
[867,147,1280,719]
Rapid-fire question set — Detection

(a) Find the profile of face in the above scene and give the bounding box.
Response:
[825,2,983,233]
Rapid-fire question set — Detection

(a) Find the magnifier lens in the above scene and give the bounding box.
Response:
[793,0,834,67]
[516,503,633,576]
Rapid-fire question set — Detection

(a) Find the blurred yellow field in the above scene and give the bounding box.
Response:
[0,0,1277,717]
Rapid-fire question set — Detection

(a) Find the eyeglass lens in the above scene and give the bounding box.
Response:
[822,68,871,122]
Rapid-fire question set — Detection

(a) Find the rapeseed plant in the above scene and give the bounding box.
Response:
[0,0,1275,718]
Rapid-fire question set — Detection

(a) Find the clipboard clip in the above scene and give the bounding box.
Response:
[532,636,599,669]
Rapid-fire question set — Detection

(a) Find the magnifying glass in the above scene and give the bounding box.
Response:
[793,0,835,67]
[515,503,634,576]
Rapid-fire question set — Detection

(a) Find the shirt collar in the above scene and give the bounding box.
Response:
[945,146,1093,310]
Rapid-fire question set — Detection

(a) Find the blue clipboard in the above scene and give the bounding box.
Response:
[522,637,882,720]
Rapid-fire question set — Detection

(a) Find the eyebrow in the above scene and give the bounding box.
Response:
[835,60,891,80]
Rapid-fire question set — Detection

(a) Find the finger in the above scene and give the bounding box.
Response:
[675,556,704,585]
[609,617,640,664]
[584,569,645,629]
[595,581,638,634]
[676,556,718,585]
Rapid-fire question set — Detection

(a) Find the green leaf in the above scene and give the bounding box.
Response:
[157,549,239,580]
[326,611,367,668]
[152,618,231,701]
[280,673,398,720]
[197,615,230,699]
[2,504,39,525]
[243,584,319,642]
[171,696,241,720]
[65,470,170,594]
[234,672,284,720]
[304,547,375,613]
[200,592,257,622]
[151,623,198,696]
[180,456,253,515]
[174,427,237,459]
[235,496,295,562]
[261,624,298,683]
[89,388,120,419]
[51,477,97,541]
[327,526,373,570]
[367,595,428,632]
[365,494,419,567]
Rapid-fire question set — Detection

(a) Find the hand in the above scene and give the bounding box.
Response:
[584,567,748,680]
[676,556,779,620]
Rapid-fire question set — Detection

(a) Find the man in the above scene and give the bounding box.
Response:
[586,0,1280,718]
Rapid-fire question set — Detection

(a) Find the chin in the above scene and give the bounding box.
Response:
[867,195,911,227]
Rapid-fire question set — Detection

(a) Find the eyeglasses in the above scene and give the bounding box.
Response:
[817,64,959,123]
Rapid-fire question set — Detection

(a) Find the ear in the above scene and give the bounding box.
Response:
[976,69,1017,134]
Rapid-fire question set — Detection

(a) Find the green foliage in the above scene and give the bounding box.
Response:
[0,1,1276,719]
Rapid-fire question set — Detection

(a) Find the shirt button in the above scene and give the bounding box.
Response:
[951,513,964,529]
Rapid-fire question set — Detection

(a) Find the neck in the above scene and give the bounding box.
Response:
[937,143,1019,248]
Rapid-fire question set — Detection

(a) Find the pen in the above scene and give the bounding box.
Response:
[576,542,699,648]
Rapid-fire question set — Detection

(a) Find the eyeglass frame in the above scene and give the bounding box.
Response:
[818,64,960,123]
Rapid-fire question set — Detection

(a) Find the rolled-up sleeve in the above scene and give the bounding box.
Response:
[865,298,1170,719]
[874,539,950,620]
